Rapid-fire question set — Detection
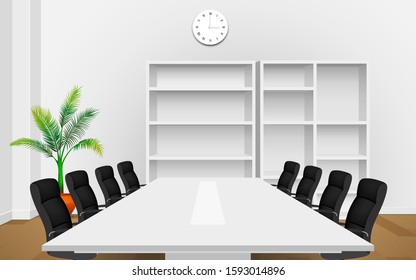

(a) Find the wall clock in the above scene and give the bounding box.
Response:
[192,9,228,46]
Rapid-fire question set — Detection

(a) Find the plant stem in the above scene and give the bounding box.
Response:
[57,156,64,193]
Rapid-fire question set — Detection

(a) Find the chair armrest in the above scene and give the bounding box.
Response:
[280,188,291,195]
[98,204,106,209]
[311,204,319,208]
[294,197,311,203]
[139,184,146,187]
[126,187,142,194]
[271,184,277,187]
[106,197,123,204]
[348,228,369,239]
[315,209,338,217]
[79,209,101,217]
[48,228,69,238]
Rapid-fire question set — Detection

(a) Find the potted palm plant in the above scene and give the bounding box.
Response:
[10,85,104,213]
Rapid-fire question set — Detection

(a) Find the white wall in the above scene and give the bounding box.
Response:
[12,0,41,220]
[39,0,416,212]
[0,0,13,224]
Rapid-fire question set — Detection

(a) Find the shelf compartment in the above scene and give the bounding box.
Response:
[317,64,367,121]
[149,121,252,126]
[317,121,367,125]
[149,125,252,157]
[262,125,313,178]
[263,87,314,91]
[263,90,313,122]
[263,121,314,125]
[316,155,367,160]
[317,125,367,157]
[149,160,252,181]
[149,155,252,160]
[149,88,252,91]
[263,64,314,87]
[149,91,252,122]
[149,64,253,88]
[316,159,367,194]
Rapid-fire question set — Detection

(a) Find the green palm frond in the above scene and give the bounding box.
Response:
[31,106,61,152]
[62,108,99,149]
[64,138,103,162]
[9,138,54,158]
[11,85,104,191]
[59,85,81,127]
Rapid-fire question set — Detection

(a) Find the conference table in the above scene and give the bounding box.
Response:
[43,178,373,260]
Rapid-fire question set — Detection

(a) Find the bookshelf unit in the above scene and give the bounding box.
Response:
[315,63,368,197]
[258,61,368,214]
[258,62,316,183]
[147,61,256,182]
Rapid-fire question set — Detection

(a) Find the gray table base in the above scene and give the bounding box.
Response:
[165,252,251,260]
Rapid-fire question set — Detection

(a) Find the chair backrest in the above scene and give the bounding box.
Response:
[295,165,322,206]
[345,178,387,242]
[117,161,140,193]
[30,178,72,241]
[318,170,352,222]
[66,170,100,222]
[95,165,122,205]
[277,161,300,194]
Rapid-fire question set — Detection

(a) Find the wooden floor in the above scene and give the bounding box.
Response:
[0,214,415,260]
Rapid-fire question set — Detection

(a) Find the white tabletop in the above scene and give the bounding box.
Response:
[43,178,372,258]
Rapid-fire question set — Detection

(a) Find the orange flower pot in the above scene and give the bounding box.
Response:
[60,193,76,215]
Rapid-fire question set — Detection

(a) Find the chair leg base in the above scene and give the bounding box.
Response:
[320,251,370,260]
[48,251,97,260]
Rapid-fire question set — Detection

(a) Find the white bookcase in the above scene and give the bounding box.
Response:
[147,61,256,182]
[258,61,369,214]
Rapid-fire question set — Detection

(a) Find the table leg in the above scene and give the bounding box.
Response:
[165,252,251,260]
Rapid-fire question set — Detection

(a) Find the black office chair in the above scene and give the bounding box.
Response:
[291,165,322,207]
[30,178,96,259]
[117,161,146,194]
[271,161,300,194]
[312,170,352,223]
[66,170,105,223]
[95,165,126,207]
[321,178,387,260]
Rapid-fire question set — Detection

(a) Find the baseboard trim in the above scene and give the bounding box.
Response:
[0,210,13,225]
[12,209,38,220]
[328,208,416,219]
[380,207,416,214]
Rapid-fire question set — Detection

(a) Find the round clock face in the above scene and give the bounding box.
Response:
[192,10,228,46]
